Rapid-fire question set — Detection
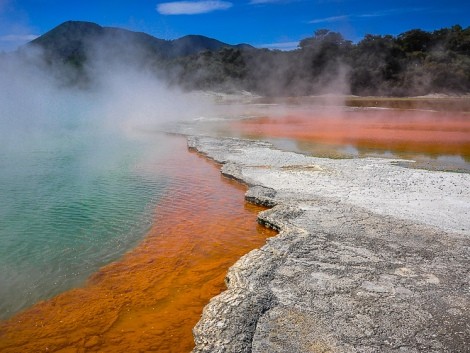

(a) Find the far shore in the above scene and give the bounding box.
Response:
[209,92,470,112]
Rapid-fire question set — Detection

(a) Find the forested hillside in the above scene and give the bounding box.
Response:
[173,26,470,96]
[7,22,470,96]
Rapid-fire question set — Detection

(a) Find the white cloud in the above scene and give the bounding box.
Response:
[308,8,427,24]
[156,1,232,15]
[250,0,302,4]
[0,33,38,50]
[357,8,425,18]
[249,0,283,4]
[0,34,38,42]
[258,41,299,51]
[309,15,348,24]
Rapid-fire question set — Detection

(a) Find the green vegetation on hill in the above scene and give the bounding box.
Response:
[16,21,470,96]
[173,26,470,96]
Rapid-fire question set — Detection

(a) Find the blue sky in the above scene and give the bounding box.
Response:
[0,0,469,51]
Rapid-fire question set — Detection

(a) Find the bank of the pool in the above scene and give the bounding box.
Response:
[189,135,470,353]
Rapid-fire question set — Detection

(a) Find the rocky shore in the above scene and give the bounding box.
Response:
[188,136,470,353]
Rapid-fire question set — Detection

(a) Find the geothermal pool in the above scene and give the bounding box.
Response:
[0,136,275,352]
[222,107,470,172]
[1,100,468,352]
[0,123,168,319]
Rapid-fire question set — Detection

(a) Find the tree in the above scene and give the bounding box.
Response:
[398,29,433,53]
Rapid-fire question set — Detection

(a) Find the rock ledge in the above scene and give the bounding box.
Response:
[189,136,470,353]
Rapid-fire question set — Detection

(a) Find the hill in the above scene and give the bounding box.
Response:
[21,21,470,96]
[29,20,253,66]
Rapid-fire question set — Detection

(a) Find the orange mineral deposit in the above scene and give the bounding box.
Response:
[0,136,276,353]
[231,110,470,159]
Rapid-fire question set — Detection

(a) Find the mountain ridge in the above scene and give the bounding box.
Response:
[29,20,254,63]
[21,21,470,96]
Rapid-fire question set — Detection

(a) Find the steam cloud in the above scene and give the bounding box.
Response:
[0,37,215,146]
[0,35,221,319]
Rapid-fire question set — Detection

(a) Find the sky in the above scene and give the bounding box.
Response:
[0,0,469,51]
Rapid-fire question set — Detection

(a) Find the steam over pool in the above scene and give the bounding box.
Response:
[0,47,212,319]
[0,112,178,318]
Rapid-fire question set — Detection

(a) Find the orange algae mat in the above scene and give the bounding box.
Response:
[0,136,276,353]
[232,110,470,158]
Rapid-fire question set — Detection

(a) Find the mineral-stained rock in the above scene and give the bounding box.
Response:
[189,136,470,353]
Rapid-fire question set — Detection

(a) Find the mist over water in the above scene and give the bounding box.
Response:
[0,44,213,318]
[0,126,170,318]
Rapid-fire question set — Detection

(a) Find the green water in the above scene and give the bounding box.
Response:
[0,115,171,319]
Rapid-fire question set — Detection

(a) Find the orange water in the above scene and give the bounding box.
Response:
[0,136,276,353]
[231,110,470,162]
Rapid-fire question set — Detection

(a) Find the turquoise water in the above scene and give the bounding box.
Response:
[0,112,171,319]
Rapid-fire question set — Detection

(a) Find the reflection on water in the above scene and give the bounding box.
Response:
[271,139,470,172]
[223,107,470,172]
[0,136,276,352]
[252,96,470,112]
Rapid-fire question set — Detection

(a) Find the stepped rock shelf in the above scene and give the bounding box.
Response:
[187,136,469,353]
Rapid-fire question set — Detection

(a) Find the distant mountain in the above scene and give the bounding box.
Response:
[25,21,469,96]
[168,34,252,57]
[28,20,254,65]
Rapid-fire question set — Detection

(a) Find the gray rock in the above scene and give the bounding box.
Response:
[189,136,470,353]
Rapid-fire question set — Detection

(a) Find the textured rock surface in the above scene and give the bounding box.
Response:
[189,136,470,353]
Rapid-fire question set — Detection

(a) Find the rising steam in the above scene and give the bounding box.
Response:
[0,35,217,147]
